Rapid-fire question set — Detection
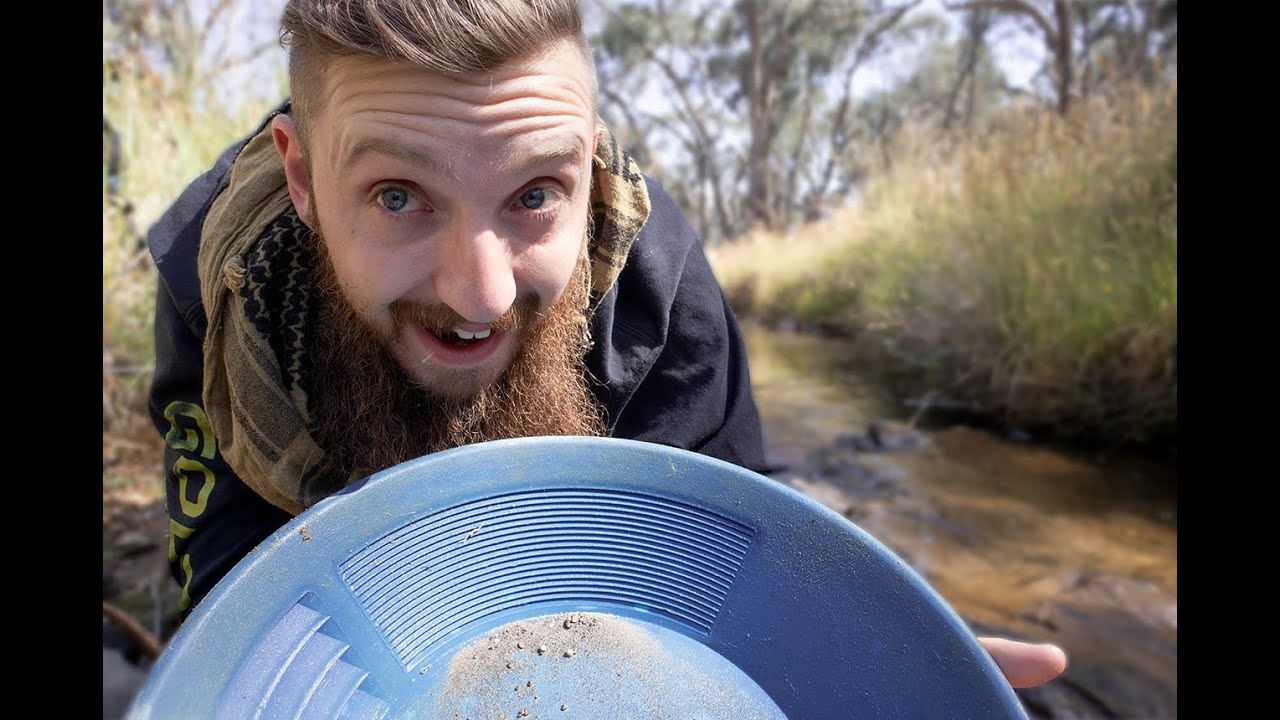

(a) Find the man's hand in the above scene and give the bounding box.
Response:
[979,637,1068,689]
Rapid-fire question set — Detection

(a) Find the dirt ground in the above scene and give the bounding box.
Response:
[102,416,177,716]
[102,399,183,658]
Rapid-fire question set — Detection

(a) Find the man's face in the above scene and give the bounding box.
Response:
[281,41,597,400]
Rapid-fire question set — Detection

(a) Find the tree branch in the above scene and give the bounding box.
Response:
[203,40,281,82]
[944,0,1055,47]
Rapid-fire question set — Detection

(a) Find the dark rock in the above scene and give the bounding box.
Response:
[866,420,927,452]
[834,420,929,454]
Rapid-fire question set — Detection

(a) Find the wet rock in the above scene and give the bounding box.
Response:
[834,420,929,454]
[867,420,928,452]
[813,452,878,484]
[834,432,878,453]
[1022,572,1177,632]
[976,572,1177,720]
[1015,600,1176,720]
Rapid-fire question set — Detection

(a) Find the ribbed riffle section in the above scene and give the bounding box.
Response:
[340,489,755,669]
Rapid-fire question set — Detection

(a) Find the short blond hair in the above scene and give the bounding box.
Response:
[281,0,595,147]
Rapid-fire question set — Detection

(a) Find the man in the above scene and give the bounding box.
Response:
[146,0,1064,691]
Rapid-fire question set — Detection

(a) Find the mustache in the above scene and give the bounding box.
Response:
[388,295,540,335]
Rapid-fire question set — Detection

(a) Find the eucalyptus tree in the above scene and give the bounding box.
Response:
[594,0,926,241]
[942,0,1177,115]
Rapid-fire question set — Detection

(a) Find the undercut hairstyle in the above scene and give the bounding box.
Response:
[280,0,597,147]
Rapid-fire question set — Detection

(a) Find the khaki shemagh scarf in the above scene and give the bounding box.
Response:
[198,118,651,515]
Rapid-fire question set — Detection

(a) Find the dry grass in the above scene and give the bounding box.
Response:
[711,82,1177,448]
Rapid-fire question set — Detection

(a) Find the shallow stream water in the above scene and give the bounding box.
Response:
[743,322,1177,719]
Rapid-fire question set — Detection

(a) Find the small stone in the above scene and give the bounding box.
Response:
[537,645,548,655]
[506,662,514,669]
[518,710,530,718]
[563,648,576,658]
[561,704,569,711]
[516,641,525,649]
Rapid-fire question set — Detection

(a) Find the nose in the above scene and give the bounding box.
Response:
[434,218,517,324]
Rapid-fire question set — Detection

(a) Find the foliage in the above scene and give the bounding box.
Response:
[711,81,1177,448]
[103,0,286,438]
[593,0,1176,244]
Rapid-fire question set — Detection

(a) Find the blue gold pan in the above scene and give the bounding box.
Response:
[128,436,1027,719]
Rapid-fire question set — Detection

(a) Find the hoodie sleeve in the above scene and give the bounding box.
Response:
[594,180,769,475]
[611,241,769,474]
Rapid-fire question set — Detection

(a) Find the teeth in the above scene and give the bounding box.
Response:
[453,327,491,340]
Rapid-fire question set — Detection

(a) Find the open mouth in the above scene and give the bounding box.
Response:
[412,323,507,368]
[434,326,493,349]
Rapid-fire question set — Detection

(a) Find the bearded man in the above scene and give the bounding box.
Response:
[145,0,1064,691]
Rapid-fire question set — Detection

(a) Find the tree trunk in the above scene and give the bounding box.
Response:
[1052,0,1073,115]
[742,0,778,231]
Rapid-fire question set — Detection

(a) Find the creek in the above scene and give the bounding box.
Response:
[743,322,1177,719]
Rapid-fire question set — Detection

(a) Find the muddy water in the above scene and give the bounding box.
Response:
[742,322,1178,719]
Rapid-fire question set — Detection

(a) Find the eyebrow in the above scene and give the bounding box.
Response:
[339,133,586,183]
[340,137,457,179]
[502,134,585,180]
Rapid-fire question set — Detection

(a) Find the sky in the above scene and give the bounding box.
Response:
[197,0,1049,113]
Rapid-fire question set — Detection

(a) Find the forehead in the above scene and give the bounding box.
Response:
[312,42,597,174]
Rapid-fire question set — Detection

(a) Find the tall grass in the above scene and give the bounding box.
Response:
[711,83,1177,449]
[103,7,286,462]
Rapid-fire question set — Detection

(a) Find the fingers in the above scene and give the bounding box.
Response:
[979,636,1068,689]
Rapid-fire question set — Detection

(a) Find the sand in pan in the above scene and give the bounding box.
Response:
[434,611,784,719]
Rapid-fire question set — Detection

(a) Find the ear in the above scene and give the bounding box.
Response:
[271,114,315,229]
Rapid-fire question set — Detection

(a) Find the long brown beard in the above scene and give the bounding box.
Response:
[306,229,606,485]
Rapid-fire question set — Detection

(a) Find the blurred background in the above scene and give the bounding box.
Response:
[103,1,1176,717]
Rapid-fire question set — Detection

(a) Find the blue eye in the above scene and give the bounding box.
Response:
[519,188,546,210]
[377,187,411,211]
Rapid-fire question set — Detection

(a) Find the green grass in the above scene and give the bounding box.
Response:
[710,83,1177,449]
[103,37,286,442]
